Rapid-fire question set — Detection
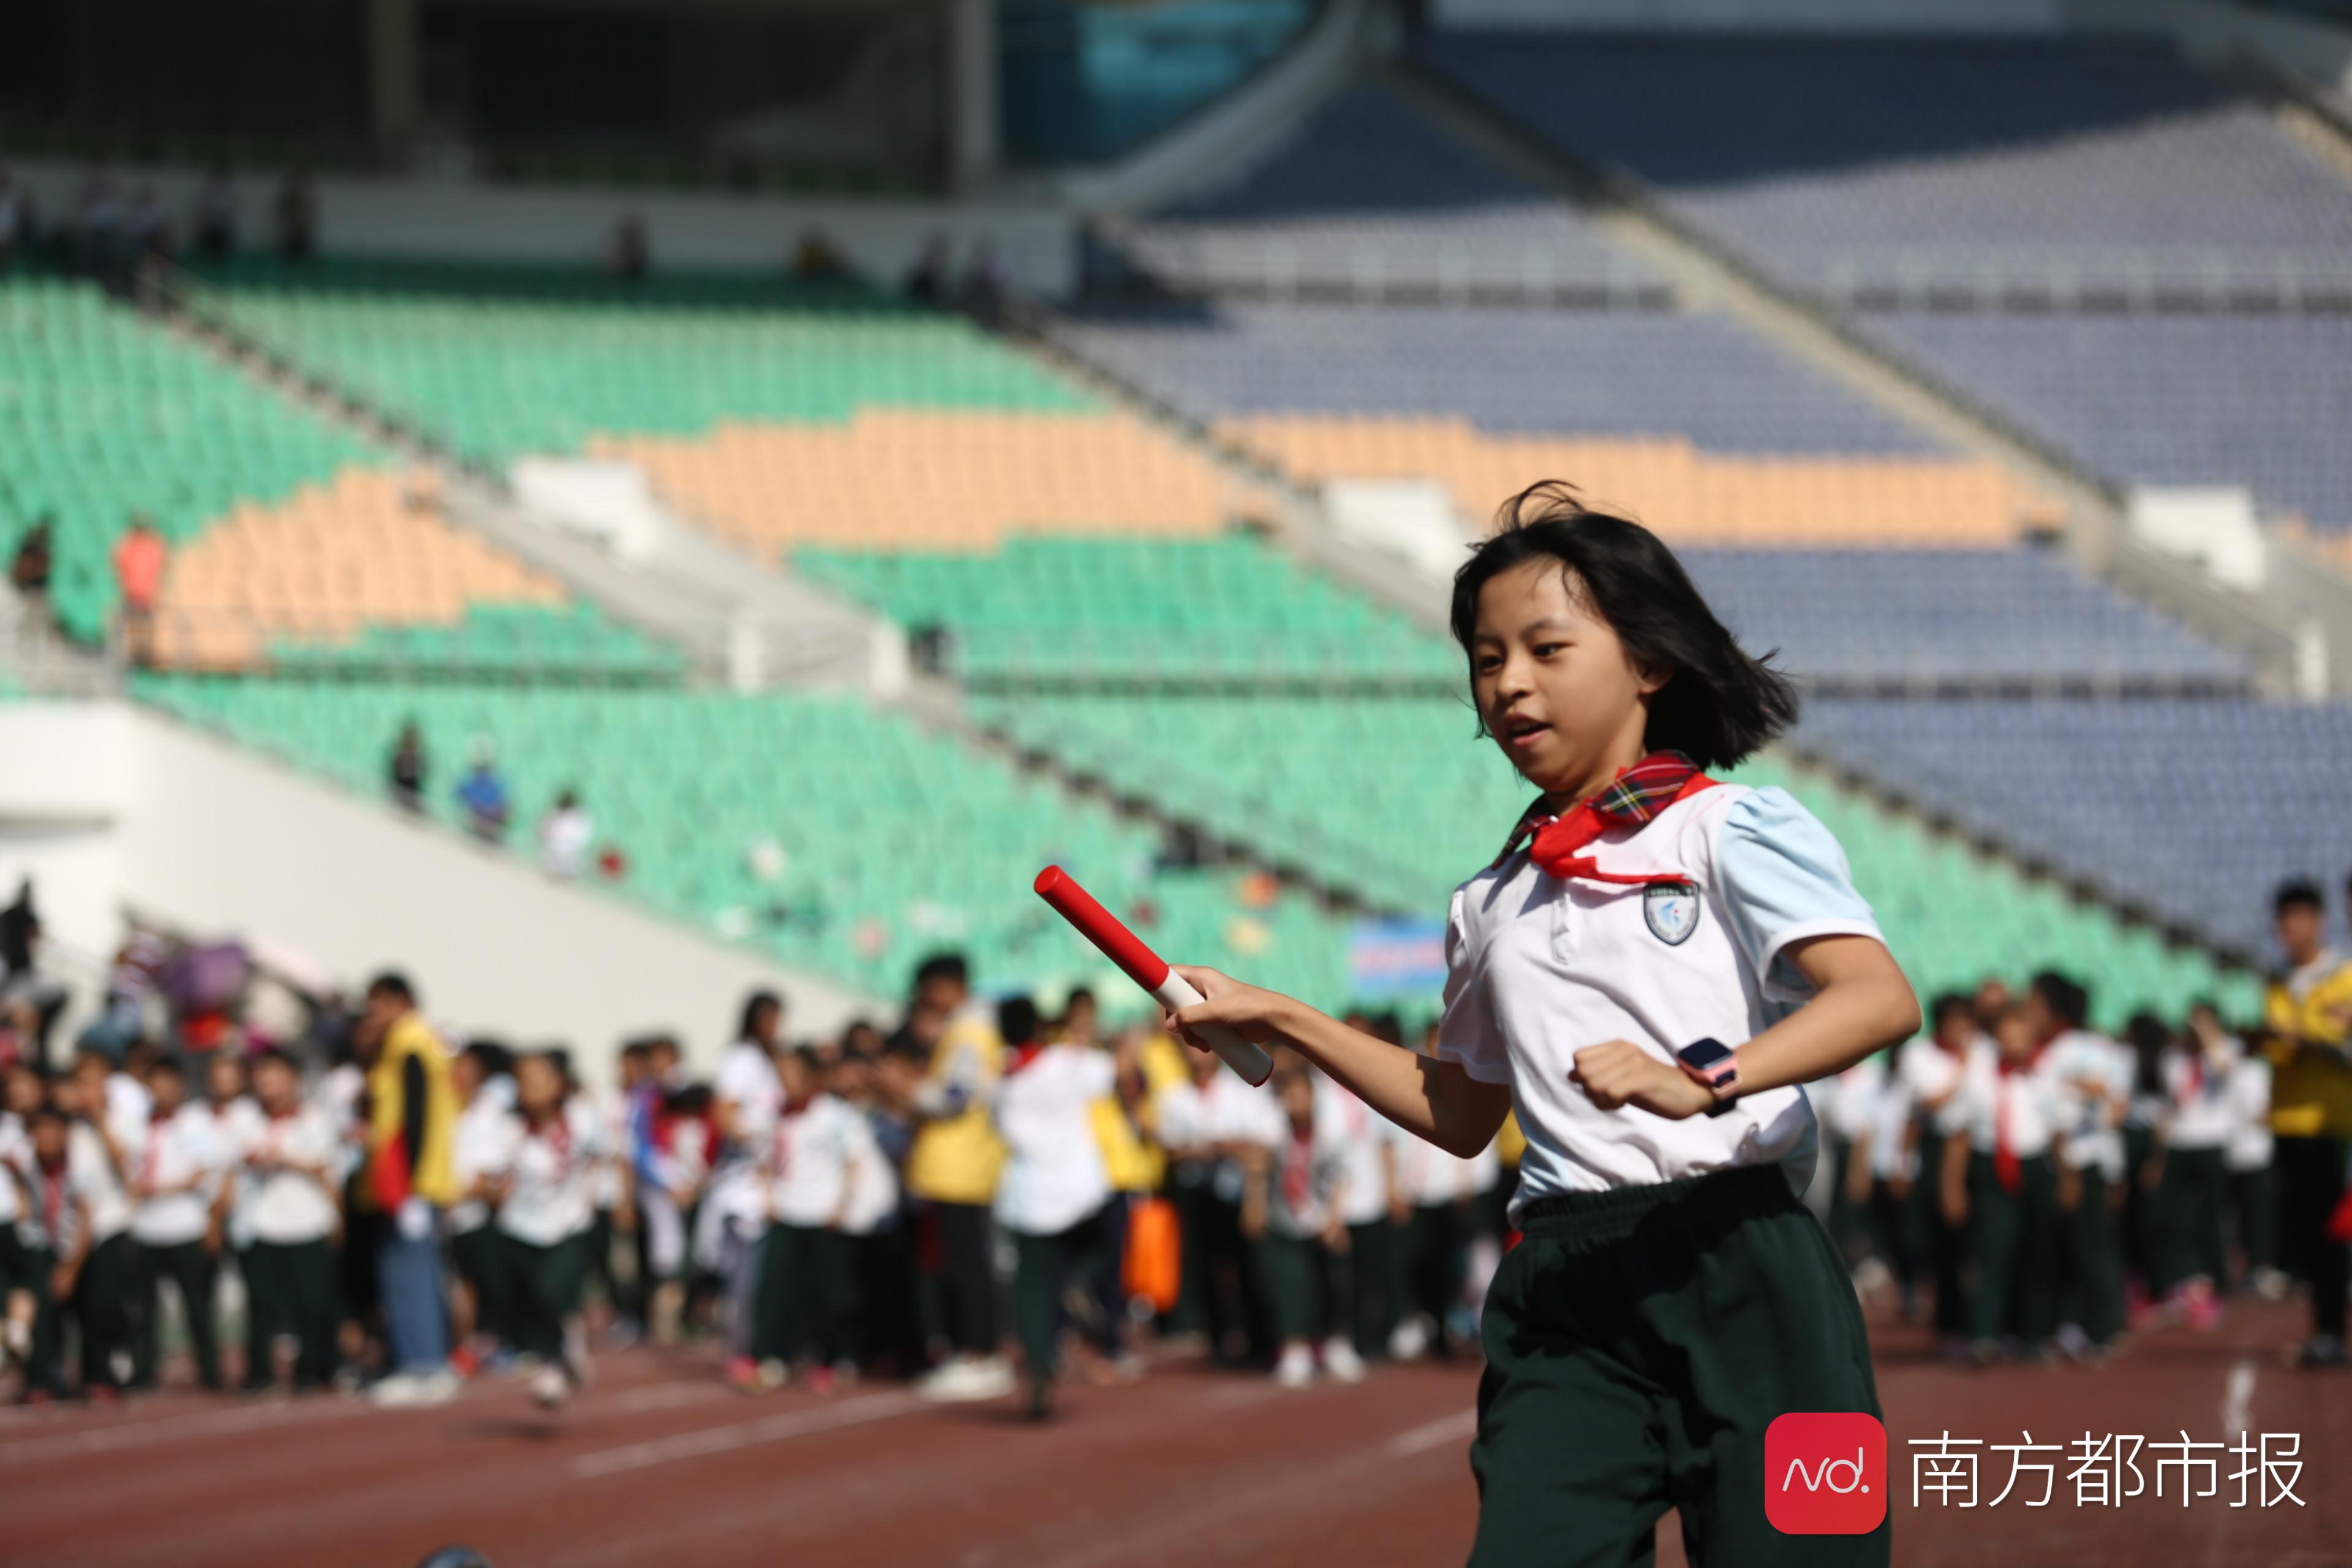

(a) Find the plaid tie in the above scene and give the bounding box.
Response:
[1494,752,1716,885]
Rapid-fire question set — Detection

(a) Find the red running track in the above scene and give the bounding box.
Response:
[9,1298,2347,1567]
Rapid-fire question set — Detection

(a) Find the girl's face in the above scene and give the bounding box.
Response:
[1469,561,1664,801]
[207,1057,244,1104]
[4,1068,41,1116]
[516,1057,562,1116]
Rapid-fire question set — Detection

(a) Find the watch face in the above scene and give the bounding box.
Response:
[1679,1038,1734,1072]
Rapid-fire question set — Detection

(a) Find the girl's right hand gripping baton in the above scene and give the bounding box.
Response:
[1033,866,1273,1087]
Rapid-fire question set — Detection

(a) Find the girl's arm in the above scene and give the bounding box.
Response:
[1164,967,1514,1159]
[1571,934,1920,1120]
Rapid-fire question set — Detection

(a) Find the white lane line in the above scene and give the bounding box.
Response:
[0,1395,372,1463]
[1387,1408,1479,1458]
[571,1390,925,1477]
[2222,1360,2256,1435]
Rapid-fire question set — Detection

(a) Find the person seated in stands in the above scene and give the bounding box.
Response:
[10,518,53,625]
[192,163,236,260]
[110,515,166,668]
[538,790,594,880]
[903,234,951,304]
[455,744,511,844]
[608,216,649,283]
[273,171,316,264]
[790,230,853,285]
[388,721,428,814]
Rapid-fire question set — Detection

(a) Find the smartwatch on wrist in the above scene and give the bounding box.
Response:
[1675,1037,1740,1118]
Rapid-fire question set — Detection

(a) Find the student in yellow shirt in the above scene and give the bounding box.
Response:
[905,953,1012,1402]
[357,971,462,1406]
[2265,880,2352,1368]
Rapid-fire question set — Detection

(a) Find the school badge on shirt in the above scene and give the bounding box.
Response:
[1643,881,1702,946]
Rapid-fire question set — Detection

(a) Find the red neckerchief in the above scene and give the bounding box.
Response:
[1002,1044,1048,1077]
[772,1096,812,1177]
[1494,752,1718,886]
[528,1111,573,1183]
[1992,1045,2047,1196]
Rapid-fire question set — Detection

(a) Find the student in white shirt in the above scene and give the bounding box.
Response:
[1901,993,1980,1344]
[1384,1069,1498,1365]
[750,1046,862,1391]
[538,790,594,880]
[2153,1002,2240,1326]
[1147,1044,1279,1363]
[2030,973,2131,1357]
[194,1053,266,1390]
[241,1050,343,1392]
[1942,1003,2064,1360]
[1159,496,1919,1567]
[1245,1066,1362,1387]
[710,991,785,1392]
[59,1061,138,1396]
[992,997,1116,1420]
[829,1051,905,1372]
[0,1064,41,1371]
[489,1053,606,1408]
[446,1042,516,1371]
[15,1106,83,1398]
[1317,1068,1395,1365]
[2224,1018,2282,1298]
[127,1058,229,1390]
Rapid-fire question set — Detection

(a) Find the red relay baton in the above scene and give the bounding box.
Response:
[1033,866,1273,1087]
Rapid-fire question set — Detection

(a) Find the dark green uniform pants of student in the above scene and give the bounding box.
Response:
[450,1224,513,1347]
[502,1232,591,1365]
[1010,1207,1115,1384]
[1,1232,65,1396]
[1967,1152,2059,1348]
[1254,1231,1336,1343]
[71,1233,138,1391]
[2154,1146,2232,1295]
[132,1237,222,1389]
[752,1223,854,1366]
[2056,1164,2124,1347]
[245,1237,340,1389]
[1469,1167,1887,1567]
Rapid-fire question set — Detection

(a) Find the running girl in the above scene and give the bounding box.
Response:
[1164,484,1919,1566]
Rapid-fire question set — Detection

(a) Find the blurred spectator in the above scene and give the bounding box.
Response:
[608,215,648,282]
[0,169,24,270]
[128,1057,225,1391]
[76,161,124,281]
[388,721,428,813]
[959,238,1005,323]
[903,234,951,303]
[907,953,1012,1403]
[273,172,316,263]
[11,518,54,625]
[539,790,594,880]
[110,515,166,668]
[192,164,236,260]
[791,230,852,284]
[1,883,69,1073]
[455,745,510,843]
[124,186,167,263]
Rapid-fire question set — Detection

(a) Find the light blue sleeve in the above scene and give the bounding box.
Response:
[1716,787,1885,1006]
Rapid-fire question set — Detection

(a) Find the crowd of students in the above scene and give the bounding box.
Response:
[0,954,1515,1418]
[1811,877,2352,1370]
[5,874,2348,1417]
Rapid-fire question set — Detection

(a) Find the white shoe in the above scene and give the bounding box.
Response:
[530,1366,570,1409]
[756,1359,788,1393]
[369,1373,423,1408]
[411,1368,462,1407]
[1322,1336,1366,1384]
[1388,1317,1430,1363]
[921,1355,1017,1403]
[1274,1344,1316,1388]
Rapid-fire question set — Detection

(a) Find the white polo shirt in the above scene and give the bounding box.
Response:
[1435,783,1885,1218]
[448,1095,513,1235]
[1388,1118,1499,1208]
[242,1107,341,1246]
[710,1040,783,1228]
[2165,1042,2241,1152]
[70,1120,133,1243]
[993,1047,1117,1236]
[199,1096,266,1249]
[2044,1029,2132,1177]
[1896,1037,1973,1139]
[492,1099,606,1248]
[131,1107,229,1247]
[1958,1049,2060,1161]
[769,1092,861,1229]
[1314,1077,1391,1227]
[1265,1117,1350,1239]
[2226,1054,2274,1174]
[839,1108,899,1236]
[0,1113,25,1226]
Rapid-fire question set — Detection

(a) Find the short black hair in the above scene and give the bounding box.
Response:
[913,952,970,992]
[1929,991,1973,1031]
[2029,970,2089,1030]
[997,995,1040,1047]
[1064,986,1095,1012]
[252,1046,296,1072]
[1449,483,1798,770]
[2277,878,2325,915]
[148,1056,186,1080]
[366,971,417,1006]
